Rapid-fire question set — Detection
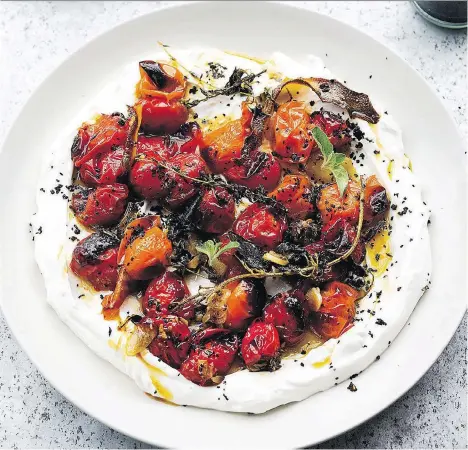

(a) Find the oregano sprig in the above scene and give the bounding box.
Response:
[196,240,240,267]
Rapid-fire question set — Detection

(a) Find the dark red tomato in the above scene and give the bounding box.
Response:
[217,234,246,279]
[79,145,130,186]
[312,281,359,340]
[71,184,128,228]
[138,98,188,135]
[263,290,306,346]
[180,331,239,385]
[71,112,133,167]
[233,203,288,250]
[241,320,281,371]
[363,175,389,225]
[317,181,361,225]
[310,111,351,149]
[129,153,168,200]
[147,315,191,369]
[269,174,315,219]
[224,151,282,192]
[165,153,208,209]
[271,101,313,164]
[195,187,235,234]
[70,231,119,291]
[142,271,193,320]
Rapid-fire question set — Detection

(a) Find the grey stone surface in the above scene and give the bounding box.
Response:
[0,1,466,448]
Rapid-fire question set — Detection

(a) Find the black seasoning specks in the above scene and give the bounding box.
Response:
[347,382,358,392]
[376,318,387,326]
[108,327,112,337]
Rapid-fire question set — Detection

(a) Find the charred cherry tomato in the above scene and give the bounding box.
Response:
[241,320,281,371]
[263,290,306,346]
[201,104,253,173]
[180,330,239,385]
[120,216,172,280]
[129,151,168,200]
[269,174,315,219]
[271,101,313,164]
[138,98,188,135]
[71,112,135,167]
[71,184,128,228]
[310,111,351,149]
[233,203,288,250]
[70,231,119,291]
[142,271,193,320]
[224,151,282,191]
[136,60,186,101]
[317,181,361,225]
[165,153,208,209]
[147,315,191,369]
[195,187,235,234]
[312,281,359,340]
[363,175,389,226]
[79,145,130,186]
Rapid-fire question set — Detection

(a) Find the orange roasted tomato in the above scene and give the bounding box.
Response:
[137,98,189,136]
[270,101,314,164]
[312,281,359,340]
[316,181,361,225]
[135,60,186,101]
[241,320,281,371]
[224,151,282,192]
[119,216,172,280]
[195,186,236,234]
[201,104,253,173]
[70,231,119,291]
[232,203,288,250]
[269,174,315,220]
[71,184,128,228]
[142,271,193,321]
[363,175,390,227]
[180,329,239,386]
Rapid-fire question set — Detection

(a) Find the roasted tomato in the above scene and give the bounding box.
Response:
[310,111,351,149]
[136,60,186,101]
[79,145,130,186]
[312,281,359,340]
[147,315,191,369]
[363,175,389,226]
[233,203,288,250]
[269,174,315,220]
[142,271,194,320]
[195,187,235,234]
[271,101,314,164]
[201,104,253,173]
[119,216,172,280]
[129,151,168,200]
[138,98,188,135]
[71,184,128,227]
[180,329,239,385]
[165,153,208,209]
[263,290,306,346]
[71,112,135,168]
[317,181,361,225]
[70,231,119,291]
[224,151,282,192]
[241,320,281,371]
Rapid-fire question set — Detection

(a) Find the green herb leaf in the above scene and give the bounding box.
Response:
[196,239,240,267]
[311,127,349,196]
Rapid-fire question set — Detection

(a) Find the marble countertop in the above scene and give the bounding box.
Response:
[0,1,466,448]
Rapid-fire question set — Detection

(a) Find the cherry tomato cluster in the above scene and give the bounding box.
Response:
[68,59,391,387]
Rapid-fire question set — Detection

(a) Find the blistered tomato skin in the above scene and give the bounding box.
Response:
[271,101,314,164]
[233,203,288,250]
[70,232,119,291]
[196,187,235,234]
[180,331,239,386]
[147,315,191,369]
[130,154,168,200]
[312,281,359,340]
[143,271,193,320]
[317,181,361,225]
[263,291,306,346]
[310,111,351,149]
[241,320,281,371]
[269,174,315,220]
[224,151,282,192]
[138,98,189,135]
[363,175,390,225]
[71,184,128,227]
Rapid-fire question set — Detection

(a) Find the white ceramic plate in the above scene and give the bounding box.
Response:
[0,2,465,448]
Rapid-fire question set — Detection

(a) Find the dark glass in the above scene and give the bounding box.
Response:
[413,1,467,28]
